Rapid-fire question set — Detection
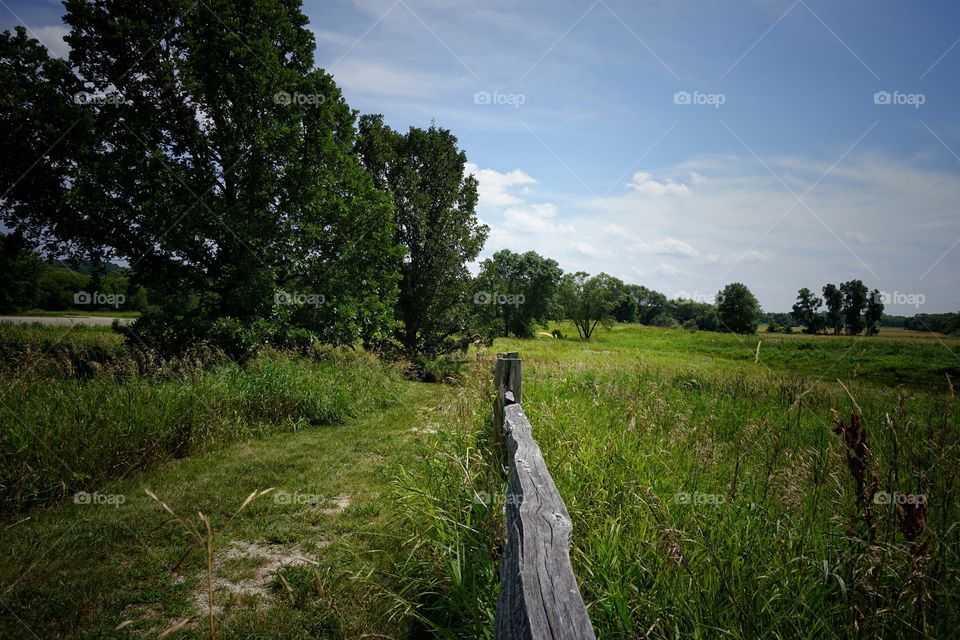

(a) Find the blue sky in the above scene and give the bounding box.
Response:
[4,0,959,313]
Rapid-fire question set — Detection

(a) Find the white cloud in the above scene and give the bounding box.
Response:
[466,162,536,207]
[503,203,574,234]
[329,59,454,99]
[844,230,873,244]
[627,171,690,196]
[29,25,69,59]
[632,238,699,257]
[571,241,601,257]
[602,224,698,257]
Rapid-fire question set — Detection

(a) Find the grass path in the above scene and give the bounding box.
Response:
[1,380,451,639]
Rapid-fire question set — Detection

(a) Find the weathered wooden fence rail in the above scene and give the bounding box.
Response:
[492,351,596,640]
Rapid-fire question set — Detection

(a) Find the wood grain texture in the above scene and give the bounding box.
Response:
[493,353,596,640]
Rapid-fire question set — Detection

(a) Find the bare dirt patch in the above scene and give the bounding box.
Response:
[192,540,320,615]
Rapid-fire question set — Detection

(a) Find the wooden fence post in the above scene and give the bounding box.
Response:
[491,352,596,640]
[493,351,521,466]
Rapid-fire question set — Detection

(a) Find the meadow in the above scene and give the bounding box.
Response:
[1,322,958,638]
[394,323,960,638]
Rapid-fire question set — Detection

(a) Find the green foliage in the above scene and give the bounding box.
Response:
[841,280,870,335]
[716,282,761,334]
[1,2,399,353]
[627,284,669,325]
[35,267,88,310]
[865,289,884,335]
[557,272,626,340]
[791,287,823,334]
[904,312,960,335]
[0,232,44,312]
[671,298,720,331]
[356,115,488,359]
[822,283,844,335]
[472,249,562,339]
[651,311,679,328]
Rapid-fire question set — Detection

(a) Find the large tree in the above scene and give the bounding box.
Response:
[791,287,823,334]
[865,289,884,336]
[715,282,761,334]
[840,280,869,335]
[627,284,668,325]
[1,1,400,354]
[473,249,561,338]
[822,283,844,335]
[557,272,625,340]
[356,114,488,358]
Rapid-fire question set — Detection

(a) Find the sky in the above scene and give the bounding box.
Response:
[3,0,959,313]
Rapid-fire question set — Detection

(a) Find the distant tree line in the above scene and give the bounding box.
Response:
[787,282,885,335]
[0,233,147,313]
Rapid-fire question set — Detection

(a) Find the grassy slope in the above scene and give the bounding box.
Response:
[1,380,449,639]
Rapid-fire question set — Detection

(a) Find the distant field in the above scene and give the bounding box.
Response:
[546,322,959,389]
[760,324,959,343]
[12,309,141,318]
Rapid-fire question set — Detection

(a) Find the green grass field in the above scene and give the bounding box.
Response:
[2,323,958,638]
[394,323,960,638]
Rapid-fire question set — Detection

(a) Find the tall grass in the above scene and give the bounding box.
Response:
[0,347,401,513]
[387,359,503,637]
[392,327,960,638]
